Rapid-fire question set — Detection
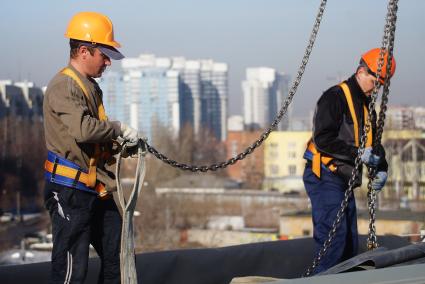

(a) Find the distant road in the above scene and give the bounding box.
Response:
[0,214,50,252]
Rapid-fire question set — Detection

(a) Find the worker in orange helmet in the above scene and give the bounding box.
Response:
[43,12,138,283]
[303,48,396,274]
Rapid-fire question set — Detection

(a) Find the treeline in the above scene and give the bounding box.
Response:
[0,117,228,214]
[0,116,46,213]
[119,123,228,188]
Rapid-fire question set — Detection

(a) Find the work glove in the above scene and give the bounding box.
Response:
[120,123,139,143]
[115,136,147,158]
[371,171,387,192]
[360,147,381,167]
[121,139,139,158]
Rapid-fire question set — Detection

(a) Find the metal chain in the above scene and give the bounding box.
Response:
[146,0,328,172]
[366,0,399,250]
[303,0,399,276]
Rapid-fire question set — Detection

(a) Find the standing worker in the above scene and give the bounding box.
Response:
[303,48,396,274]
[43,12,139,283]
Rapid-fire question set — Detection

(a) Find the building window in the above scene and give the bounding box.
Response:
[288,142,296,150]
[269,151,279,159]
[288,165,296,176]
[287,151,296,159]
[270,165,279,175]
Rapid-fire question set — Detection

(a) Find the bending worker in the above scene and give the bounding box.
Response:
[43,12,138,283]
[303,48,395,274]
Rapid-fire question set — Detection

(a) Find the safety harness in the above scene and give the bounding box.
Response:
[44,67,111,199]
[304,82,373,178]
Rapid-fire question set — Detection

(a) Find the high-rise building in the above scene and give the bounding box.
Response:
[122,54,181,139]
[0,80,44,163]
[175,59,201,136]
[242,68,290,131]
[200,60,228,140]
[172,58,228,140]
[0,80,43,118]
[100,71,127,125]
[100,54,228,141]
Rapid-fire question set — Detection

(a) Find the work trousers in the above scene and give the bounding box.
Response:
[44,181,122,284]
[303,165,358,274]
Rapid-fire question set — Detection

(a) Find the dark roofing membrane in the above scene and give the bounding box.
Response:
[0,235,423,284]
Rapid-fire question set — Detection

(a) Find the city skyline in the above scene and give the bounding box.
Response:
[0,0,424,117]
[100,54,228,141]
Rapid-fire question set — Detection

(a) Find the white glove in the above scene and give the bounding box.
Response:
[371,171,387,192]
[120,123,139,143]
[361,147,381,167]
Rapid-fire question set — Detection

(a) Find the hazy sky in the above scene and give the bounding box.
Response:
[1,0,423,116]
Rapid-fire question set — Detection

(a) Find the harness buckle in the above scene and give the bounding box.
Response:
[73,170,82,187]
[51,158,59,181]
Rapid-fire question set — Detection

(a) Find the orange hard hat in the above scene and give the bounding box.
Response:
[65,12,121,48]
[361,48,396,83]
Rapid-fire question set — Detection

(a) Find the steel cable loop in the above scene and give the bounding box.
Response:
[303,0,399,276]
[146,0,328,172]
[116,141,148,284]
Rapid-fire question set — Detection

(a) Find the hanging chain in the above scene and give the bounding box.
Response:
[303,0,399,276]
[146,0,328,172]
[366,0,399,250]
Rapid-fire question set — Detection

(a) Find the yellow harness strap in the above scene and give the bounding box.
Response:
[339,82,373,147]
[307,141,337,178]
[61,67,107,189]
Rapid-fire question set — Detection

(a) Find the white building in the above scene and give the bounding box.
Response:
[386,105,425,130]
[242,67,290,131]
[413,107,425,130]
[228,115,244,131]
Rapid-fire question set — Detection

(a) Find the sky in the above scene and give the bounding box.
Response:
[0,0,424,116]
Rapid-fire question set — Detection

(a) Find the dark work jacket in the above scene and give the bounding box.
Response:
[312,75,388,184]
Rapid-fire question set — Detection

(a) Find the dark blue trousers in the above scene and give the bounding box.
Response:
[44,181,122,284]
[303,165,358,274]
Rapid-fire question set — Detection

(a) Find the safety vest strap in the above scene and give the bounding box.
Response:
[339,82,373,147]
[304,140,337,178]
[44,151,110,199]
[60,67,109,188]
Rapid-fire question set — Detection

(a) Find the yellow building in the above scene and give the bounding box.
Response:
[263,129,425,200]
[263,131,311,193]
[381,130,425,200]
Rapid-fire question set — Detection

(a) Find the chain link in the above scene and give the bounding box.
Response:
[303,0,399,276]
[366,0,399,250]
[146,0,328,172]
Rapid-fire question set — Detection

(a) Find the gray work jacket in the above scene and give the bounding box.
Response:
[43,64,121,192]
